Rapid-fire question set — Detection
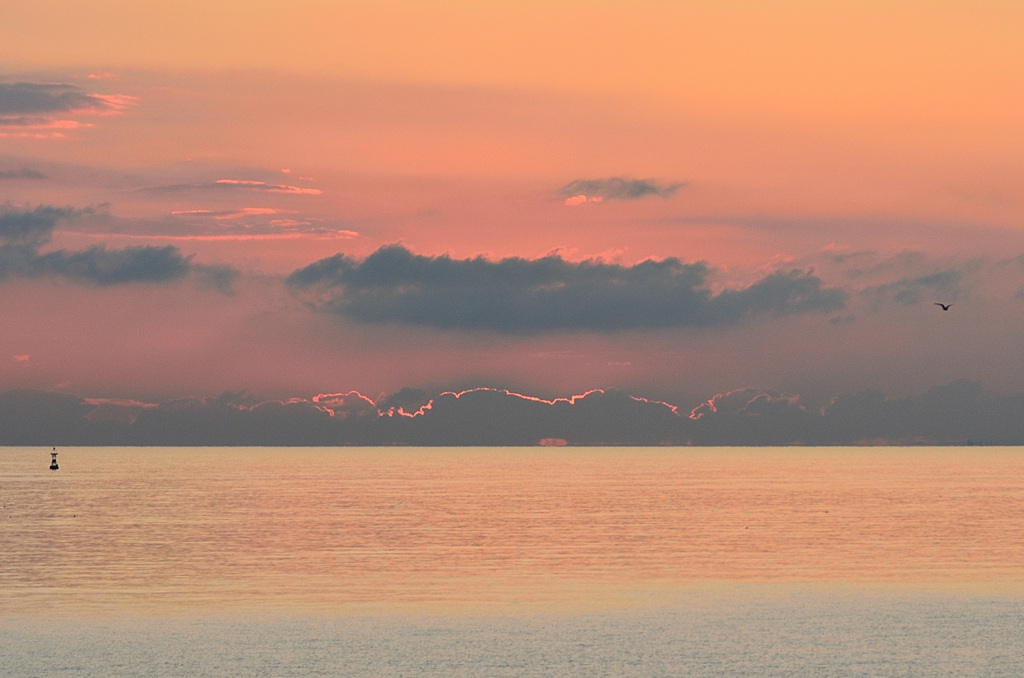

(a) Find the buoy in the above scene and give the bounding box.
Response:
[49,448,59,470]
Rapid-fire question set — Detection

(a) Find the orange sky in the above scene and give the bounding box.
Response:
[6,1,1023,113]
[3,1,1024,427]
[4,1,1022,238]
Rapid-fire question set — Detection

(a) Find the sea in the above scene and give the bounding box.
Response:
[2,446,1022,677]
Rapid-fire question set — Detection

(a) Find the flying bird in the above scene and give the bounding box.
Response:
[934,303,951,311]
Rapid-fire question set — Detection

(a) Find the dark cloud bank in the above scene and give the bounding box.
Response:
[0,167,47,180]
[0,205,234,287]
[288,245,845,332]
[2,380,1021,446]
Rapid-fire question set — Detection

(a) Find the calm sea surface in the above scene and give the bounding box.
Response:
[2,446,1023,676]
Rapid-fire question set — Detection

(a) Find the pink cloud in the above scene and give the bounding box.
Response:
[83,397,158,409]
[81,94,138,116]
[0,119,84,139]
[0,118,85,130]
[564,194,604,206]
[216,207,280,220]
[171,207,281,220]
[214,179,322,195]
[269,219,313,228]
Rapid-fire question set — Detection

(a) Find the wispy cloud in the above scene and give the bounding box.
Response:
[144,179,322,195]
[559,177,684,205]
[162,206,357,241]
[0,82,136,137]
[287,244,845,333]
[171,207,282,220]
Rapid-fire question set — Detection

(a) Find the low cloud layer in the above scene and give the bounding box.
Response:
[0,205,227,286]
[287,245,845,333]
[0,167,46,180]
[3,380,1020,446]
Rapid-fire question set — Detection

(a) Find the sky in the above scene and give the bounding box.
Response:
[2,0,1024,445]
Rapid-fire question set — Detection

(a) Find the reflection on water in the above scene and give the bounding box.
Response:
[2,447,1023,616]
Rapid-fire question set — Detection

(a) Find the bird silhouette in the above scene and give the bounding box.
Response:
[934,302,951,311]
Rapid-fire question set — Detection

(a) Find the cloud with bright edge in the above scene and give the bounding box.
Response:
[2,380,1022,446]
[287,244,846,333]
